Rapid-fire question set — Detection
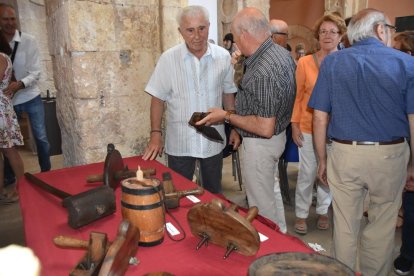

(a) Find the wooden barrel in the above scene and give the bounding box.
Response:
[248,252,355,276]
[121,178,165,246]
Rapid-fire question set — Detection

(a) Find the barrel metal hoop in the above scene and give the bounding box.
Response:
[121,200,163,210]
[121,184,161,195]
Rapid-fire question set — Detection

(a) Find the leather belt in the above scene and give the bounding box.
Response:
[332,138,405,145]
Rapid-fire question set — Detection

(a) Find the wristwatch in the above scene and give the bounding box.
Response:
[224,110,234,124]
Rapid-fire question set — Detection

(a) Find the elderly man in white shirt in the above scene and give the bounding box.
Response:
[143,5,239,194]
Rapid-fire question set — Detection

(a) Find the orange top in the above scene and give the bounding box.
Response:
[291,55,319,134]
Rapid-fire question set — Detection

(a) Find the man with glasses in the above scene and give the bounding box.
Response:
[269,19,291,51]
[309,8,413,275]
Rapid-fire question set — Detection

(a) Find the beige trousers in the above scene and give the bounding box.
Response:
[328,141,409,276]
[240,132,286,232]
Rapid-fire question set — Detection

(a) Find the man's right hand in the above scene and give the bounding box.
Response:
[291,123,304,147]
[317,161,328,186]
[231,50,242,65]
[142,133,164,160]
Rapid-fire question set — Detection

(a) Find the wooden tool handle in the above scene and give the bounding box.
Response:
[25,172,72,199]
[86,168,157,183]
[245,206,259,222]
[165,187,204,199]
[86,174,103,183]
[53,235,89,249]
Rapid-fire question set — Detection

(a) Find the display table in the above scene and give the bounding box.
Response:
[19,156,313,275]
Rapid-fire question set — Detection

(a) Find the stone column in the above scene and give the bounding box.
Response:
[160,0,184,51]
[217,0,270,47]
[325,0,368,18]
[17,0,56,96]
[44,0,183,166]
[244,0,270,20]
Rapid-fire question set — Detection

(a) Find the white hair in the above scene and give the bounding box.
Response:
[347,9,387,45]
[176,5,209,28]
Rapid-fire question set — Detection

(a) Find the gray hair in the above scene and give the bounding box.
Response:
[347,8,387,45]
[269,19,288,34]
[233,10,270,41]
[176,5,209,28]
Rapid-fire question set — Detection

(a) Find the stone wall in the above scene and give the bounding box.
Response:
[44,0,167,165]
[16,0,56,97]
[218,0,270,46]
[17,0,270,167]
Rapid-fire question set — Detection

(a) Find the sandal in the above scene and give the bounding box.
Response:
[317,215,329,230]
[0,191,19,205]
[294,218,307,235]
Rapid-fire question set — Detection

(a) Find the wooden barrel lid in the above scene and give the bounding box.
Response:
[248,252,354,275]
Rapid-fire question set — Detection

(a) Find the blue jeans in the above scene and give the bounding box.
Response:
[401,191,414,261]
[14,95,51,172]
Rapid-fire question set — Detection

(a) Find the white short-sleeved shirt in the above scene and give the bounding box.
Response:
[145,42,237,158]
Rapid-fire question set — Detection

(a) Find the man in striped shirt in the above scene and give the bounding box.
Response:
[197,7,296,231]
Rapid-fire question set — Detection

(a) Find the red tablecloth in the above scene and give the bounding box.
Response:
[19,156,313,275]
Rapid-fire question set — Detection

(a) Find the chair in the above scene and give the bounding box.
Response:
[194,148,242,191]
[279,124,299,205]
[222,123,243,191]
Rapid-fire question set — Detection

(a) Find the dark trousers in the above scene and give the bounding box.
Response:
[167,153,223,194]
[401,191,414,261]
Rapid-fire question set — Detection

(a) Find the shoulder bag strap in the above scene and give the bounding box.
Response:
[312,53,320,71]
[10,31,21,64]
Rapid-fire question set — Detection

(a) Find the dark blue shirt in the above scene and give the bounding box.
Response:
[308,38,414,141]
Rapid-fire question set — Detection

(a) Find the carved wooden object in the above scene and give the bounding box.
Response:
[187,198,260,259]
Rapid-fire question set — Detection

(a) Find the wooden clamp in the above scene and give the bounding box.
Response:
[187,198,260,259]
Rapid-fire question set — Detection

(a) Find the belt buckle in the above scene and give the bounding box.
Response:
[357,141,376,146]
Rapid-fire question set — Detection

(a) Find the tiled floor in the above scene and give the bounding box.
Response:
[0,148,407,275]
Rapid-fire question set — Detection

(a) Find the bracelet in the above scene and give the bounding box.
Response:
[150,130,162,135]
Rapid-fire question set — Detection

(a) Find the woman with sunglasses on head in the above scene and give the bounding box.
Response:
[291,13,346,235]
[0,32,24,205]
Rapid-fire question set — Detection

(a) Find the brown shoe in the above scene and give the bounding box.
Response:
[317,215,329,230]
[294,218,307,235]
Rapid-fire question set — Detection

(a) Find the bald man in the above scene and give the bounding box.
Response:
[197,7,296,233]
[269,19,290,50]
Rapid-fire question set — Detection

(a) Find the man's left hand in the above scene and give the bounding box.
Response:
[228,129,241,150]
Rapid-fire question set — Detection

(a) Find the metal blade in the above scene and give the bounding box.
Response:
[199,126,223,141]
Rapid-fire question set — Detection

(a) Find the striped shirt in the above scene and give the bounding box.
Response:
[145,42,237,158]
[236,38,296,138]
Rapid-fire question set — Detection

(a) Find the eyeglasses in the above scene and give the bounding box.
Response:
[272,32,288,36]
[385,24,397,33]
[319,30,340,36]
